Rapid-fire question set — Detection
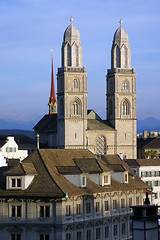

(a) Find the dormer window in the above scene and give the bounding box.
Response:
[124,172,128,183]
[100,173,111,186]
[11,178,22,189]
[104,175,109,184]
[81,175,86,187]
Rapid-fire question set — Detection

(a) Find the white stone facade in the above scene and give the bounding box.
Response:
[1,136,28,161]
[0,189,145,240]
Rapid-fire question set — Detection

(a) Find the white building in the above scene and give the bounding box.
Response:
[126,158,160,206]
[0,136,28,165]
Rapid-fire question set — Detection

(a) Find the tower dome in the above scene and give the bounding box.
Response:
[113,25,129,42]
[61,17,82,67]
[63,22,80,44]
[111,19,131,69]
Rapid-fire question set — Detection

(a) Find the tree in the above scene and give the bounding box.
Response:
[143,150,159,159]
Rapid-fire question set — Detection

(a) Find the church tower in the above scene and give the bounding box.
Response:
[57,17,87,149]
[107,20,137,159]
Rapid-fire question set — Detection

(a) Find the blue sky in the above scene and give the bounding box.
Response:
[0,0,160,122]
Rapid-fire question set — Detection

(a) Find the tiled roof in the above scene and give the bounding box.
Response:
[0,150,149,198]
[74,158,103,173]
[136,158,160,166]
[144,138,160,149]
[137,137,160,149]
[4,162,37,176]
[33,114,57,133]
[125,159,140,167]
[87,119,115,131]
[57,166,81,174]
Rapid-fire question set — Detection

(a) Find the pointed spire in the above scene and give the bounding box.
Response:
[48,50,57,114]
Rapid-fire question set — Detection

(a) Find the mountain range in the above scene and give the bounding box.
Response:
[0,117,159,136]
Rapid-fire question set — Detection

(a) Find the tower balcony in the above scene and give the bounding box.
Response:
[107,68,135,75]
[58,66,86,73]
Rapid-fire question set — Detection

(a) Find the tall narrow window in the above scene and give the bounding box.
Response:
[73,79,78,89]
[105,200,109,211]
[86,203,91,214]
[123,81,128,90]
[66,205,71,216]
[96,202,100,213]
[11,234,21,240]
[87,230,91,240]
[77,232,81,240]
[76,204,81,215]
[116,46,120,68]
[122,223,126,235]
[122,100,129,115]
[96,228,100,240]
[66,233,71,240]
[67,44,71,66]
[73,102,78,115]
[113,199,117,210]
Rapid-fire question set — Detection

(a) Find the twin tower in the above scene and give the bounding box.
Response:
[41,18,137,159]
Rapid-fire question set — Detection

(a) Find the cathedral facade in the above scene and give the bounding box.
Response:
[34,18,137,160]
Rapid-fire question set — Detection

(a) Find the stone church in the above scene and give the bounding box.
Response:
[34,18,137,160]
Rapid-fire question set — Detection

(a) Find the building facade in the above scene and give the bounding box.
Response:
[34,19,137,159]
[0,149,149,240]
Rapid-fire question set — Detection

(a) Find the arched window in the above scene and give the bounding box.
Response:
[96,136,106,155]
[73,79,78,89]
[116,46,120,68]
[73,101,78,115]
[122,100,129,115]
[67,44,71,66]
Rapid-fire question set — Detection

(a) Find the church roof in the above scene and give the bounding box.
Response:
[33,114,57,133]
[87,119,115,131]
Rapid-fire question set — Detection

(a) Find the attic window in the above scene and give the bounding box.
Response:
[124,173,128,183]
[81,176,86,187]
[101,173,110,186]
[11,178,22,188]
[104,175,108,184]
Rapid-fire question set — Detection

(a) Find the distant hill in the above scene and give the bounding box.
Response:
[0,117,160,136]
[0,129,35,139]
[0,118,36,130]
[137,117,160,133]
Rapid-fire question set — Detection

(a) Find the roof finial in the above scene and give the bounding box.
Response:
[70,16,73,24]
[119,18,123,26]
